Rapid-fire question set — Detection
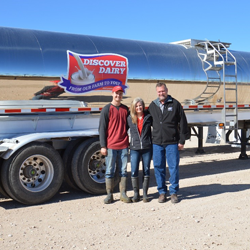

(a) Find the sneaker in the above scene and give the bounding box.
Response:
[171,194,179,204]
[158,193,166,203]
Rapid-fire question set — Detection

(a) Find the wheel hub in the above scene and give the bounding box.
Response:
[19,155,54,192]
[23,165,37,178]
[88,151,106,183]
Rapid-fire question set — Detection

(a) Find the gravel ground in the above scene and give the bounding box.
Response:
[0,141,250,250]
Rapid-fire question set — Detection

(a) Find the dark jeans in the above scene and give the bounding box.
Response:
[130,148,152,178]
[153,143,180,195]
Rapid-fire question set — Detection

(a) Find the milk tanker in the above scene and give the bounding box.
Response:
[0,27,250,205]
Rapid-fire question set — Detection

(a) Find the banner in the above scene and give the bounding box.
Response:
[59,51,128,94]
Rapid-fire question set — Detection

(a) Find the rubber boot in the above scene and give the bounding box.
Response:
[142,176,150,202]
[131,177,140,202]
[104,178,114,204]
[119,177,131,203]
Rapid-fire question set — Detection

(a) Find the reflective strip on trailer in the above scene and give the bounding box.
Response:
[1,105,250,114]
[0,107,103,114]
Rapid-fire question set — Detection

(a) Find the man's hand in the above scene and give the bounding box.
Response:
[178,143,184,150]
[101,147,107,156]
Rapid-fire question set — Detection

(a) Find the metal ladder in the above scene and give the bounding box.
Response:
[195,41,238,142]
[194,43,222,104]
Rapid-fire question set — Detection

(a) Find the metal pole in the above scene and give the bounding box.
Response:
[239,128,248,160]
[196,126,205,154]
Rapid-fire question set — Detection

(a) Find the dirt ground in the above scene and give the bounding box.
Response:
[0,139,250,250]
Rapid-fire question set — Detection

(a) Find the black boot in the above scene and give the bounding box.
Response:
[119,177,131,203]
[142,176,150,202]
[104,178,114,204]
[131,177,140,202]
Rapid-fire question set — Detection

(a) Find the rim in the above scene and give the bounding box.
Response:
[87,150,106,184]
[19,154,54,192]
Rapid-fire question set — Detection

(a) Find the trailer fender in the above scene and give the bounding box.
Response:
[0,129,99,160]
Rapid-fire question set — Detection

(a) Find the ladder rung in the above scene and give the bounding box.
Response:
[225,88,237,90]
[225,62,235,65]
[208,77,220,80]
[225,101,237,104]
[225,115,237,117]
[225,74,236,78]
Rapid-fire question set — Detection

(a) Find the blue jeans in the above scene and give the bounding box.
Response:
[153,144,180,195]
[105,148,128,178]
[130,148,152,178]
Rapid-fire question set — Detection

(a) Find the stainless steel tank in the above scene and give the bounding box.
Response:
[0,27,249,106]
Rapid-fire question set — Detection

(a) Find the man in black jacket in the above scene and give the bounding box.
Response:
[148,82,189,203]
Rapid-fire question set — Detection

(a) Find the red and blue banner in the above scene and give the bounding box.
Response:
[59,51,128,94]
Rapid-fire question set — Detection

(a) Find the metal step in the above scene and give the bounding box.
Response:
[204,54,220,61]
[194,40,238,143]
[207,66,223,71]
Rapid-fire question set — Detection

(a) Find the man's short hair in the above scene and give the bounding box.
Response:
[156,82,167,88]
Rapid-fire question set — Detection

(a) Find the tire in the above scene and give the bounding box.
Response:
[0,142,64,205]
[73,138,119,195]
[0,180,10,198]
[0,159,10,198]
[71,138,98,193]
[62,138,84,190]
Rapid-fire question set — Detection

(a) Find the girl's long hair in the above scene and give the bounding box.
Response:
[130,97,145,124]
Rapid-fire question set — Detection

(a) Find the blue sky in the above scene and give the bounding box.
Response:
[1,0,250,52]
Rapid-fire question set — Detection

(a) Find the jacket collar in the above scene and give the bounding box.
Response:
[153,95,173,107]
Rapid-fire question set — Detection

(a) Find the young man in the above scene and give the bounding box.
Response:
[148,82,189,204]
[99,86,131,204]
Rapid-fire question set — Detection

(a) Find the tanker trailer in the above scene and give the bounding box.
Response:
[0,27,250,205]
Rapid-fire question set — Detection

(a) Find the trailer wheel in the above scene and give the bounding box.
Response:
[71,138,98,193]
[0,142,64,205]
[0,159,10,198]
[73,139,119,194]
[0,178,10,199]
[62,138,84,190]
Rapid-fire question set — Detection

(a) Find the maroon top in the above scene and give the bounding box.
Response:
[99,103,129,150]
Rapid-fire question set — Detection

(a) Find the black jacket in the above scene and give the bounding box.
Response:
[127,111,152,150]
[148,95,189,145]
